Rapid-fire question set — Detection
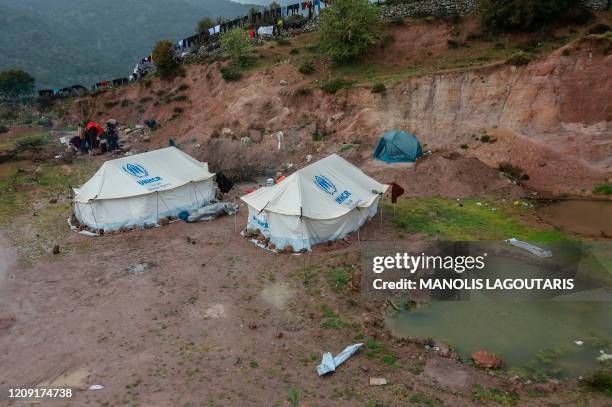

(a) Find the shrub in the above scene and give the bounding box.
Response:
[460,143,469,149]
[289,48,300,55]
[317,0,380,62]
[120,99,130,107]
[506,51,533,66]
[562,48,571,56]
[0,69,35,98]
[220,28,254,66]
[0,125,8,134]
[498,162,528,180]
[593,183,612,195]
[177,84,189,92]
[312,132,324,141]
[153,40,183,80]
[104,101,119,108]
[371,82,386,94]
[196,17,215,34]
[584,370,612,395]
[173,95,188,102]
[480,0,589,31]
[220,66,243,81]
[294,87,313,97]
[139,96,153,103]
[173,107,184,114]
[587,23,611,35]
[480,134,490,142]
[320,78,355,94]
[275,38,291,46]
[298,61,315,75]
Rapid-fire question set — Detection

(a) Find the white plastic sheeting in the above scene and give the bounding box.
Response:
[241,154,388,251]
[73,147,215,231]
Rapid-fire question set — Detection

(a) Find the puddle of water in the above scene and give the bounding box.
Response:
[387,301,611,379]
[386,247,612,380]
[538,200,612,237]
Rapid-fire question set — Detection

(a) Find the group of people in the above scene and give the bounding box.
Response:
[69,120,119,155]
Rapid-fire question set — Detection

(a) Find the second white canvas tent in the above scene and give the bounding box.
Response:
[73,147,215,231]
[241,154,388,251]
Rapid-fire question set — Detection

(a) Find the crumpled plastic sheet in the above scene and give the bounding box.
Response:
[187,202,239,222]
[316,343,363,376]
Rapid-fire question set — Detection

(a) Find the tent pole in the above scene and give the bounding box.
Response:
[156,192,159,223]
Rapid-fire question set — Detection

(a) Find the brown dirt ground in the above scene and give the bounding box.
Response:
[0,188,609,406]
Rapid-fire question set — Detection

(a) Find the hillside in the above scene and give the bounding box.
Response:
[60,14,612,196]
[0,0,256,89]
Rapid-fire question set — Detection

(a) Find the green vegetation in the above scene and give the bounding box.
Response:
[298,61,315,75]
[473,384,518,405]
[387,197,567,241]
[0,69,35,98]
[328,265,351,291]
[506,50,534,66]
[318,305,350,329]
[196,17,215,34]
[371,82,386,94]
[480,134,490,142]
[408,393,443,407]
[220,28,254,66]
[460,143,469,149]
[152,40,184,80]
[498,161,528,181]
[287,387,300,407]
[0,132,99,261]
[275,38,291,46]
[320,78,355,94]
[290,48,300,55]
[593,183,612,195]
[317,0,380,62]
[220,66,243,82]
[584,369,612,395]
[480,0,589,31]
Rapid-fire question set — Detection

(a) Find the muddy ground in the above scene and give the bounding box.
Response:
[0,184,609,406]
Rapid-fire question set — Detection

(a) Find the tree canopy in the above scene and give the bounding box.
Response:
[317,0,380,63]
[152,40,182,80]
[0,69,35,98]
[196,17,215,34]
[480,0,589,31]
[220,28,254,65]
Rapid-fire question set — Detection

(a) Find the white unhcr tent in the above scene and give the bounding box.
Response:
[73,147,215,231]
[241,154,388,251]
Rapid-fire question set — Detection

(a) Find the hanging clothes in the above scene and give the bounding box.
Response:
[388,183,405,204]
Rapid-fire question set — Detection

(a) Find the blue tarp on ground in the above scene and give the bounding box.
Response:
[373,130,423,163]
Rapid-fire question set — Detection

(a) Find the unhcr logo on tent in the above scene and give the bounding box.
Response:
[314,175,337,195]
[122,163,149,178]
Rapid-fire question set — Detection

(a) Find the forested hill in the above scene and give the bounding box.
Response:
[0,0,255,89]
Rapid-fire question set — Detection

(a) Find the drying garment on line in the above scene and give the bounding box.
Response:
[257,26,274,36]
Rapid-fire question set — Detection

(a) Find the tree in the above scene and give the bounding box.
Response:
[196,17,215,34]
[0,69,35,98]
[220,28,254,65]
[152,40,182,80]
[317,0,380,63]
[480,0,589,31]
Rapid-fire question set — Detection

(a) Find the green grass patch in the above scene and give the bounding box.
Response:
[327,265,351,291]
[593,183,612,195]
[319,78,355,94]
[473,384,518,405]
[584,369,612,396]
[387,197,566,241]
[318,305,349,329]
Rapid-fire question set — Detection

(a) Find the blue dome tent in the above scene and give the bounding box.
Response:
[373,130,423,163]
